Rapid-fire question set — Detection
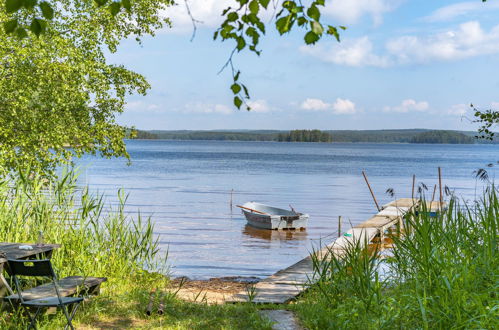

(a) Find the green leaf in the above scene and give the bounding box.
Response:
[109,2,121,16]
[327,26,340,42]
[15,26,27,38]
[30,18,46,37]
[276,16,292,35]
[304,31,319,44]
[311,21,323,35]
[39,2,54,20]
[249,0,259,15]
[231,83,241,94]
[94,0,108,6]
[3,19,18,34]
[236,37,246,51]
[121,0,131,11]
[259,0,270,9]
[242,84,250,98]
[227,12,238,22]
[307,5,320,21]
[5,0,23,13]
[23,0,37,9]
[234,71,240,81]
[234,96,243,109]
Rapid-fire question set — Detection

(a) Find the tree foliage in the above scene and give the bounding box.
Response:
[0,0,344,175]
[278,129,332,142]
[214,0,345,109]
[2,1,345,110]
[473,104,499,140]
[410,130,474,144]
[0,0,171,175]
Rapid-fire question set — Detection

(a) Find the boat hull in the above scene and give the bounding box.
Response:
[241,202,309,230]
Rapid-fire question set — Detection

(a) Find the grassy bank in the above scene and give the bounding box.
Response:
[0,170,270,329]
[293,190,498,329]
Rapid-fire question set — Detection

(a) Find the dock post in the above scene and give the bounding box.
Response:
[438,167,443,208]
[362,171,381,211]
[338,216,342,237]
[431,184,437,203]
[411,175,416,200]
[230,189,234,212]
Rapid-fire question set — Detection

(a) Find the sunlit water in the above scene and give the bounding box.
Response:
[75,140,499,279]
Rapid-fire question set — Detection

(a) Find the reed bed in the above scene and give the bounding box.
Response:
[0,169,269,329]
[296,189,498,329]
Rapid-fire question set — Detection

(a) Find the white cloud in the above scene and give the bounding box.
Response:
[164,0,401,33]
[163,0,233,33]
[247,99,273,113]
[386,21,499,64]
[300,97,356,114]
[424,1,499,22]
[323,0,402,26]
[300,36,390,67]
[303,21,499,67]
[301,98,331,111]
[164,0,273,33]
[384,99,429,113]
[182,102,233,115]
[126,101,162,113]
[332,98,356,114]
[447,103,468,116]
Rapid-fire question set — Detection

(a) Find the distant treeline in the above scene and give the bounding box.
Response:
[410,130,474,144]
[130,129,498,144]
[277,130,332,142]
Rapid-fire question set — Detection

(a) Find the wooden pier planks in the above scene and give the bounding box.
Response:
[227,198,420,304]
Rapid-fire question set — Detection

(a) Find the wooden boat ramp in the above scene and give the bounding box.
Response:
[228,198,443,304]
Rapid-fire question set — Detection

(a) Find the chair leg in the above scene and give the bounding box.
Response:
[62,303,80,330]
[27,307,42,330]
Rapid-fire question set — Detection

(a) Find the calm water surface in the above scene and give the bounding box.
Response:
[76,141,499,279]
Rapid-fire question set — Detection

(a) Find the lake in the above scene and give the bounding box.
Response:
[76,140,498,279]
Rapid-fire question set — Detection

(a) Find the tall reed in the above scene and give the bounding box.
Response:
[0,167,167,294]
[298,188,498,329]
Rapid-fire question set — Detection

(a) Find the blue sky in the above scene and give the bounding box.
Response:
[111,0,499,131]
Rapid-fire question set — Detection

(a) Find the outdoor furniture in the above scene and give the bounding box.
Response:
[0,242,60,297]
[1,242,107,328]
[6,259,83,330]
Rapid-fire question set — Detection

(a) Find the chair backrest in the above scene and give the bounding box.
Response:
[7,259,55,278]
[7,259,59,304]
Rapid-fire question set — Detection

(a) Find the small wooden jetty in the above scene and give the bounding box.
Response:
[228,198,440,304]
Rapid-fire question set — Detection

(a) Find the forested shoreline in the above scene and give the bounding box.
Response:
[132,129,494,144]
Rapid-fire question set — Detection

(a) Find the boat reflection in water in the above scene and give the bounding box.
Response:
[242,224,308,241]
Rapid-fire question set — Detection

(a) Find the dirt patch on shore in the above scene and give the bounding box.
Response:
[167,276,259,305]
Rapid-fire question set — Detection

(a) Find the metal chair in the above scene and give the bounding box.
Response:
[7,259,83,330]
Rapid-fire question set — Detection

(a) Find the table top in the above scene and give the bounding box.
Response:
[0,242,61,264]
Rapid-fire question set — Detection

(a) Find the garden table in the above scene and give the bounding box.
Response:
[0,242,60,297]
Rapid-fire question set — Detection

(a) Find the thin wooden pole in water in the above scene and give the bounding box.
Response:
[431,184,437,203]
[230,189,234,211]
[412,175,416,200]
[362,171,380,211]
[438,167,443,206]
[338,216,342,237]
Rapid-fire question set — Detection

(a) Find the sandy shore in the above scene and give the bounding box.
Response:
[167,276,259,305]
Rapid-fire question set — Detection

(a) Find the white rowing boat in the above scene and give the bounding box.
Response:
[238,202,309,230]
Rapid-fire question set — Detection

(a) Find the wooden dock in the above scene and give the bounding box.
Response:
[228,198,425,304]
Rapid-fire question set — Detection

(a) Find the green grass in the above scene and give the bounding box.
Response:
[293,189,498,329]
[0,169,271,329]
